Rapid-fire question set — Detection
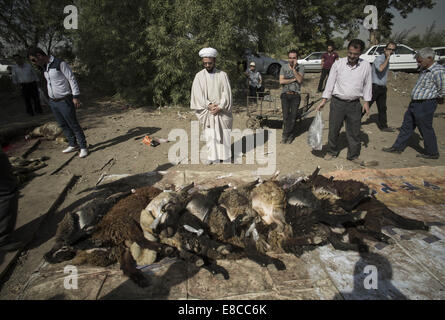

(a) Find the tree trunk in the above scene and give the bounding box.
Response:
[369,29,379,45]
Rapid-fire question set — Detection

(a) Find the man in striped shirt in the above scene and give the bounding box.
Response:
[383,47,444,159]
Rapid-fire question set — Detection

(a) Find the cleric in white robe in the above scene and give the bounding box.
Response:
[190,47,233,164]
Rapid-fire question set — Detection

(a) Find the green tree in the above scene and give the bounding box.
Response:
[0,0,74,54]
[74,0,276,107]
[275,0,436,51]
[405,22,445,48]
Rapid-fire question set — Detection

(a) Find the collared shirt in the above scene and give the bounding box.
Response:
[372,54,389,86]
[411,62,445,100]
[44,55,80,99]
[322,52,339,69]
[322,57,373,102]
[11,62,39,84]
[280,63,305,94]
[246,69,262,88]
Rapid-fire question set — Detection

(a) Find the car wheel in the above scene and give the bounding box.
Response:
[267,64,281,79]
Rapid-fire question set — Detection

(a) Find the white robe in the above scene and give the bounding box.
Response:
[190,68,233,161]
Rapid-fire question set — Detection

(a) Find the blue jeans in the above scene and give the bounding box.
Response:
[392,99,438,156]
[49,96,87,149]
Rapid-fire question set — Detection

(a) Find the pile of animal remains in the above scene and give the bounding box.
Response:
[44,167,429,287]
[9,156,48,184]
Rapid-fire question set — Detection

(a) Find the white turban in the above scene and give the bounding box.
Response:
[199,47,218,58]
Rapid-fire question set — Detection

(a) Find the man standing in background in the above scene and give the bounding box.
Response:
[279,49,304,144]
[11,54,42,116]
[365,42,397,132]
[383,47,444,159]
[27,47,88,158]
[317,44,339,93]
[245,61,264,102]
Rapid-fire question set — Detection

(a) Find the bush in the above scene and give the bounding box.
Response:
[73,0,275,107]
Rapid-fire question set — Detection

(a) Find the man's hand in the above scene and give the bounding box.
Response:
[316,98,327,111]
[210,106,222,115]
[385,50,392,59]
[73,98,81,108]
[437,97,444,105]
[362,102,370,116]
[208,103,221,115]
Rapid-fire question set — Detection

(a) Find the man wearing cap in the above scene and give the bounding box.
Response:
[245,61,264,102]
[191,47,233,165]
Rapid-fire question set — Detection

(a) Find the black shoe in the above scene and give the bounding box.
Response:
[382,147,402,154]
[380,127,395,132]
[416,153,439,159]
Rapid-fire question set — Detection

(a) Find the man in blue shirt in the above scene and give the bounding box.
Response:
[367,42,397,132]
[383,47,445,159]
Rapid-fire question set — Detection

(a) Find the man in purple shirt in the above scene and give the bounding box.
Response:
[317,44,339,93]
[316,39,372,163]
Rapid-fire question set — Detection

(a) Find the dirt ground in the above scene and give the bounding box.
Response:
[0,70,444,299]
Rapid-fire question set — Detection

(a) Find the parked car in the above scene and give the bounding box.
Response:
[432,47,445,65]
[297,52,323,72]
[0,58,14,76]
[360,44,418,70]
[243,49,286,78]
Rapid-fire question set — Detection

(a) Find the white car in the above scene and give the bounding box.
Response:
[360,44,418,70]
[432,47,445,65]
[297,52,323,72]
[0,58,13,76]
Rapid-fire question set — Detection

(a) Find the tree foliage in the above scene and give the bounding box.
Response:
[0,0,74,55]
[1,0,437,106]
[74,0,276,106]
[404,22,445,48]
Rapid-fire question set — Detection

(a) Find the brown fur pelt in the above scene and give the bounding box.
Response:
[92,186,162,245]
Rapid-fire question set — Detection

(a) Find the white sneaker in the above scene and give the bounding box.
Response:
[62,146,79,153]
[79,149,88,158]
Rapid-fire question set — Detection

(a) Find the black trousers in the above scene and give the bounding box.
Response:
[280,93,301,139]
[369,84,388,128]
[327,96,362,160]
[317,68,330,92]
[392,99,438,156]
[0,192,19,245]
[21,82,42,115]
[0,150,18,245]
[249,85,265,102]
